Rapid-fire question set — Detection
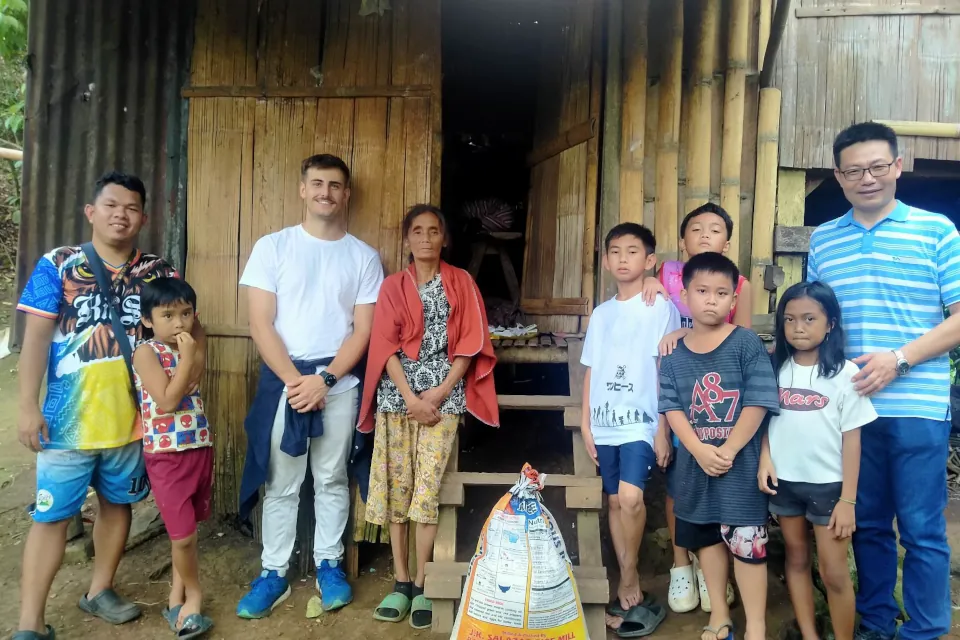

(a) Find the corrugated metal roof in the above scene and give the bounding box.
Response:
[13,0,194,347]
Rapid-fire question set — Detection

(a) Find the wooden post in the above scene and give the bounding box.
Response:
[750,87,782,315]
[775,169,807,306]
[581,3,603,332]
[599,0,624,301]
[684,0,721,215]
[655,0,683,262]
[720,0,750,268]
[619,0,649,226]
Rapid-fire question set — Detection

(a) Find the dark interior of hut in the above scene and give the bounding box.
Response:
[436,0,608,563]
[440,0,541,329]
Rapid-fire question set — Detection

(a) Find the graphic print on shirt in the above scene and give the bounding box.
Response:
[689,372,741,439]
[778,387,830,411]
[16,246,177,449]
[591,363,656,428]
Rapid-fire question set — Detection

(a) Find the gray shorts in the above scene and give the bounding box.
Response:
[768,480,842,526]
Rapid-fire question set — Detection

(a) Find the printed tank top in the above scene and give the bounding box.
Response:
[134,339,212,454]
[659,260,745,329]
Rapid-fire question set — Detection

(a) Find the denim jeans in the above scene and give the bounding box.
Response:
[854,417,951,640]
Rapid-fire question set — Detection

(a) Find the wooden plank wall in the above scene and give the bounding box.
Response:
[186,0,440,516]
[522,1,599,334]
[773,0,960,171]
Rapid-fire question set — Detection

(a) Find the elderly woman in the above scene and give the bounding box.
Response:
[358,204,498,629]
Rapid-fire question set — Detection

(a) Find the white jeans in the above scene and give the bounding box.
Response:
[261,386,358,574]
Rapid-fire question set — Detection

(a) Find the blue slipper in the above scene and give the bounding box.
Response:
[176,613,214,639]
[161,605,183,632]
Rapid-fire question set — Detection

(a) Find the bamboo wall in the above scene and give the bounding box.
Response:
[604,0,765,282]
[185,0,441,515]
[773,1,960,170]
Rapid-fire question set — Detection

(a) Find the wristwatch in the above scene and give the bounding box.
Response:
[321,371,338,388]
[893,350,910,377]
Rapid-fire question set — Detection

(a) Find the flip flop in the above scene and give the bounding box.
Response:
[409,594,433,630]
[161,605,183,632]
[702,622,736,640]
[372,591,412,623]
[616,600,667,638]
[176,613,214,639]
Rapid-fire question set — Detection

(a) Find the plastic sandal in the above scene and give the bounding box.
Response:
[409,594,433,630]
[162,605,183,632]
[616,601,667,638]
[176,613,214,639]
[373,591,412,623]
[607,592,658,618]
[702,622,736,640]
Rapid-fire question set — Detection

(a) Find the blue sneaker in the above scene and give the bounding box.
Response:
[236,570,291,619]
[317,559,353,611]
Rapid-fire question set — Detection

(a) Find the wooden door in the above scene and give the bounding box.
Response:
[520,0,602,334]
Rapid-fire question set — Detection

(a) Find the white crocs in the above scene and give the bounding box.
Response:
[693,558,735,613]
[667,563,700,613]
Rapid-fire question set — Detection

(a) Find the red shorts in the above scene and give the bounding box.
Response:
[144,447,214,540]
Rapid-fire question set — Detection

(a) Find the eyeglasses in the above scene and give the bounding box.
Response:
[838,162,895,182]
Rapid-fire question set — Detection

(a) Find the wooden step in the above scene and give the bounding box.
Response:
[497,394,580,410]
[424,561,609,604]
[439,471,601,509]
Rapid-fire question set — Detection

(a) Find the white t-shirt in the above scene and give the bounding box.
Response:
[240,225,384,394]
[581,294,681,447]
[768,359,877,483]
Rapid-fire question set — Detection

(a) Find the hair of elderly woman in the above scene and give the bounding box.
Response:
[401,203,447,238]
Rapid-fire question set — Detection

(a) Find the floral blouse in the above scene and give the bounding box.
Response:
[376,274,467,415]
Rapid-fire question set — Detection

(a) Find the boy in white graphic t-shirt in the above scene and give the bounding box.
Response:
[581,223,680,636]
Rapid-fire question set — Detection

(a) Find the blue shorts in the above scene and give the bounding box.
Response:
[596,440,656,494]
[31,441,150,523]
[665,456,680,499]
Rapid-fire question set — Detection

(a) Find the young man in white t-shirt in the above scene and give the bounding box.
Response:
[235,154,384,619]
[581,223,680,635]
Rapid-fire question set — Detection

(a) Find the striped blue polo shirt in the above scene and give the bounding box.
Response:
[807,201,960,421]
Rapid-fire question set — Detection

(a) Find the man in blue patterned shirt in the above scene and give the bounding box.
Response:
[807,122,960,640]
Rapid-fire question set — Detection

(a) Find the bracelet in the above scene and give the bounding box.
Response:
[838,497,856,505]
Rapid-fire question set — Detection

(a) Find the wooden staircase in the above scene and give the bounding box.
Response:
[423,338,608,639]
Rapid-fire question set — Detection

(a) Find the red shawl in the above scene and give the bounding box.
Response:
[357,260,499,433]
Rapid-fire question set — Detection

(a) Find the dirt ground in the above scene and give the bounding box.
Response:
[0,345,958,639]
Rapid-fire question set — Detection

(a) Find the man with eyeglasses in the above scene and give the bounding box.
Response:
[806,121,960,640]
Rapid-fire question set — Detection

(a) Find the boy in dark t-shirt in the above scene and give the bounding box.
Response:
[658,253,780,640]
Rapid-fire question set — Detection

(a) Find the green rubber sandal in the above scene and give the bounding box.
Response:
[373,591,411,623]
[409,594,433,630]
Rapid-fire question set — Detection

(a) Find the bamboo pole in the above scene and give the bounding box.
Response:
[599,0,624,301]
[875,120,960,138]
[526,119,597,167]
[619,0,649,226]
[758,0,772,71]
[750,88,782,316]
[655,0,683,261]
[684,0,720,215]
[0,148,23,161]
[720,0,750,267]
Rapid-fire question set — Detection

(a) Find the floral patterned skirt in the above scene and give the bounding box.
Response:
[364,412,460,526]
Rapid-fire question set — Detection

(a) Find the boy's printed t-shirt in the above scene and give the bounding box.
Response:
[17,247,177,450]
[659,260,746,329]
[134,339,212,454]
[581,294,681,447]
[240,226,384,395]
[658,327,780,525]
[768,359,876,484]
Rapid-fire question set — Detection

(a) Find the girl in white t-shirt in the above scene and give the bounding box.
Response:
[758,281,876,640]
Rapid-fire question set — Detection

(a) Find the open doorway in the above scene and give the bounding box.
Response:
[440,0,545,328]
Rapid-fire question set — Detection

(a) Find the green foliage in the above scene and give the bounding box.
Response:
[0,0,28,62]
